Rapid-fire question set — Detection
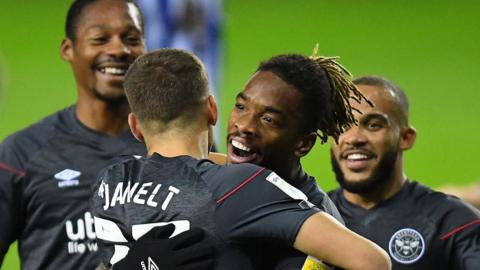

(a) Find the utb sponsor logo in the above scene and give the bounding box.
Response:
[65,211,98,254]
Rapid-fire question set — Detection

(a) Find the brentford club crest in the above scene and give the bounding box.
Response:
[388,228,425,264]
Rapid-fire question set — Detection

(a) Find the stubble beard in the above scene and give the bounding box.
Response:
[92,86,128,105]
[331,148,398,194]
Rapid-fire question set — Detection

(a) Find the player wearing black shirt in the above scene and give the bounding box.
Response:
[224,53,362,269]
[0,106,145,269]
[328,76,480,270]
[91,154,322,270]
[0,1,208,269]
[329,181,480,269]
[92,48,391,270]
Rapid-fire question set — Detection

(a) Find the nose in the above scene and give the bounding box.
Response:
[233,113,258,137]
[106,36,131,56]
[339,125,367,146]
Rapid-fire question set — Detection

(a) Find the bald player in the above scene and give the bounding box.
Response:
[328,76,480,270]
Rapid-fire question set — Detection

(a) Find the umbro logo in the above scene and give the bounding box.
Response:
[54,169,81,188]
[141,257,159,270]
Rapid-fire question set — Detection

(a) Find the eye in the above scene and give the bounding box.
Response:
[262,115,272,123]
[366,121,383,130]
[261,115,281,128]
[125,35,142,45]
[234,103,246,111]
[90,36,108,45]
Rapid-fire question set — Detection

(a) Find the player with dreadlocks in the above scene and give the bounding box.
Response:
[227,47,371,176]
[223,48,383,269]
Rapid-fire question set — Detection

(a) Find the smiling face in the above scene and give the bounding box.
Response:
[61,0,145,102]
[227,71,312,172]
[331,84,413,193]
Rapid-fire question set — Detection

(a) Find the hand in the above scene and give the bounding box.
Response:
[114,224,214,270]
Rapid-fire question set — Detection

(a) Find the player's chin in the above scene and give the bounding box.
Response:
[343,170,372,184]
[93,87,127,102]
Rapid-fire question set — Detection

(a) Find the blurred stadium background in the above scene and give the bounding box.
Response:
[1,0,479,268]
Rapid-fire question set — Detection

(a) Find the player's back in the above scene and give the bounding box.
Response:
[91,153,256,269]
[92,153,320,269]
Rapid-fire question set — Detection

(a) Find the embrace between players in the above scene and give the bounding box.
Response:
[1,1,479,270]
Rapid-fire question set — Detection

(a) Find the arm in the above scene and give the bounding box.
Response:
[440,202,480,269]
[0,167,18,263]
[213,167,390,269]
[452,225,480,270]
[0,141,24,263]
[294,212,391,270]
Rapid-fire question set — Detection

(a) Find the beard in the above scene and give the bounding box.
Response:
[93,87,127,104]
[331,148,398,194]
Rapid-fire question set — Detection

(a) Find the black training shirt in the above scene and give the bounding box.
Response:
[91,153,320,269]
[328,180,480,270]
[0,106,145,270]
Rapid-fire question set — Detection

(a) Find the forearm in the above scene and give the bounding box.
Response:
[294,212,391,270]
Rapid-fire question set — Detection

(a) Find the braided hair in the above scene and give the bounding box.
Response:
[257,45,371,143]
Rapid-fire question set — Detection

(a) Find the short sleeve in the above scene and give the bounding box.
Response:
[452,219,480,270]
[214,167,319,246]
[0,136,26,261]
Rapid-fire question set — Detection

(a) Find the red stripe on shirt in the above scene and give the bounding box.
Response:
[216,168,266,204]
[0,162,26,176]
[440,219,480,240]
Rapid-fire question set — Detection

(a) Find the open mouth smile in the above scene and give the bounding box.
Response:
[98,67,127,76]
[228,139,259,164]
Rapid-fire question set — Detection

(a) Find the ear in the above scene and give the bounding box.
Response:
[399,126,416,151]
[128,113,145,142]
[60,38,73,61]
[294,132,317,158]
[207,95,218,126]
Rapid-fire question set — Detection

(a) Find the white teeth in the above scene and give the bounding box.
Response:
[100,67,126,75]
[347,153,368,160]
[232,140,251,152]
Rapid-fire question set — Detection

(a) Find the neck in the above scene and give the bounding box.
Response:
[272,159,305,186]
[342,157,406,209]
[146,127,210,160]
[76,96,130,136]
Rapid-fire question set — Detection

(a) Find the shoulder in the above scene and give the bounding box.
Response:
[409,181,480,234]
[216,162,266,181]
[98,155,143,181]
[205,162,267,187]
[91,155,144,207]
[410,181,478,214]
[0,107,72,169]
[327,188,342,203]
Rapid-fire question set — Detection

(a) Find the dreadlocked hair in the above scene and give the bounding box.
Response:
[257,45,371,143]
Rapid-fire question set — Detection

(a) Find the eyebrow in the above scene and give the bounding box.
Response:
[84,24,141,33]
[236,92,284,115]
[362,113,390,123]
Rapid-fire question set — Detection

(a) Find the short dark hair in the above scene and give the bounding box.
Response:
[124,48,209,129]
[258,53,370,143]
[65,0,144,42]
[354,75,409,125]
